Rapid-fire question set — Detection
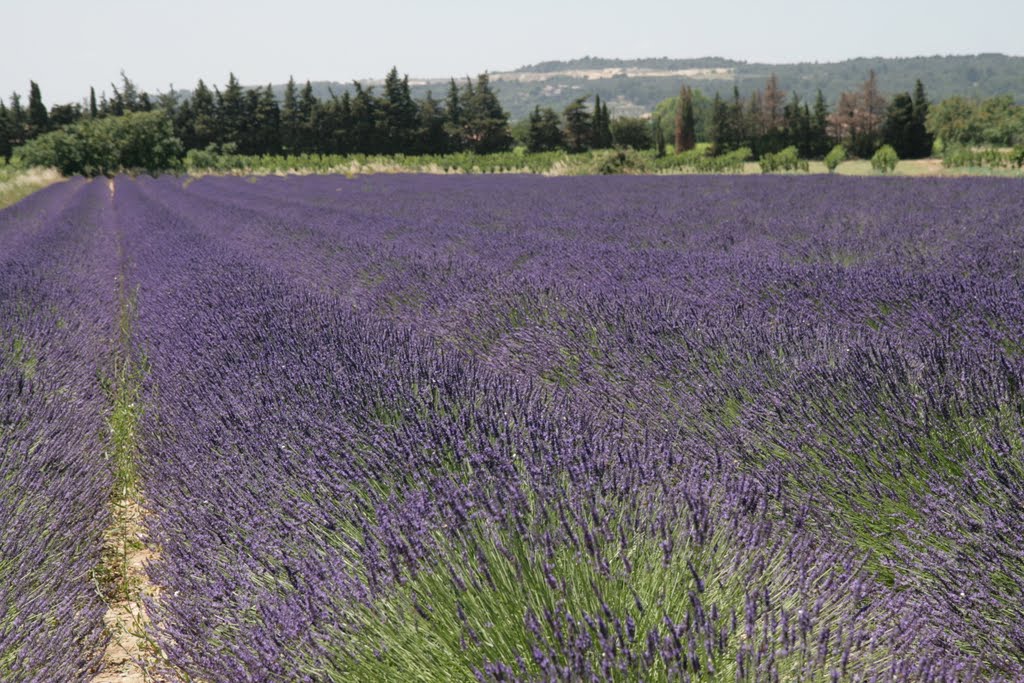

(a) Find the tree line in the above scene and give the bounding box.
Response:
[3,67,1023,173]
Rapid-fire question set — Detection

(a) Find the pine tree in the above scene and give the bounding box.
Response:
[28,81,47,137]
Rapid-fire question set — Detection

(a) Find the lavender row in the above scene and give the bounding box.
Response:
[0,179,119,681]
[119,174,1024,680]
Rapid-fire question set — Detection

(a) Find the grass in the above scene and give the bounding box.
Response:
[0,166,62,209]
[95,285,145,603]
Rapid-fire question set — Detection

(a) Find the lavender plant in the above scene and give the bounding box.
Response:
[108,174,1023,680]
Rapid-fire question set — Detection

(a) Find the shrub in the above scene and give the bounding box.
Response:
[824,145,847,173]
[14,111,182,176]
[1013,146,1024,169]
[759,146,808,173]
[871,145,899,174]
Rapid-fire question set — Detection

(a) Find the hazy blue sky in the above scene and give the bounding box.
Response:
[6,0,1022,104]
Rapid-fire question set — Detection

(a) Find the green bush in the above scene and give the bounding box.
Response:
[1012,146,1024,169]
[14,111,182,176]
[758,146,809,173]
[871,145,899,174]
[824,145,847,173]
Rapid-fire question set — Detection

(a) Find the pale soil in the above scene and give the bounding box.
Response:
[90,499,180,683]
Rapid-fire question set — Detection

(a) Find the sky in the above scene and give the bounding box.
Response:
[5,0,1023,105]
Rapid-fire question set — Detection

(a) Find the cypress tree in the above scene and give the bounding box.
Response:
[350,82,380,154]
[654,115,666,157]
[461,74,512,154]
[89,87,98,118]
[710,93,727,155]
[27,81,48,136]
[0,101,11,160]
[811,89,830,156]
[909,80,934,158]
[674,85,685,152]
[253,85,281,155]
[189,79,217,149]
[443,79,463,151]
[678,86,696,152]
[883,92,915,158]
[281,77,300,153]
[299,81,317,153]
[562,96,592,152]
[381,67,418,154]
[527,105,564,152]
[217,73,247,149]
[417,91,449,154]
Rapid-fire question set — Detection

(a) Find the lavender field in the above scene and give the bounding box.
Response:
[2,174,1023,681]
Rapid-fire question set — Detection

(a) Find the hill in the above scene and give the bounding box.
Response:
[278,54,1023,121]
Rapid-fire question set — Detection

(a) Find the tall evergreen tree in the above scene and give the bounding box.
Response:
[460,74,512,154]
[526,106,564,152]
[27,81,48,136]
[217,73,247,149]
[281,77,301,153]
[443,79,463,152]
[190,79,218,149]
[710,93,728,155]
[416,91,449,154]
[0,101,12,160]
[676,86,696,152]
[653,115,666,157]
[883,92,916,158]
[298,81,318,153]
[811,89,830,156]
[590,95,612,149]
[381,67,418,154]
[89,87,98,118]
[350,82,381,154]
[909,80,934,158]
[562,96,592,152]
[253,85,281,155]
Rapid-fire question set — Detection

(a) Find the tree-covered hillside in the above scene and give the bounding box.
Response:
[315,54,1021,120]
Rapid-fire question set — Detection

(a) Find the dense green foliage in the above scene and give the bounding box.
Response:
[7,60,1024,175]
[14,111,181,176]
[942,144,1024,169]
[492,54,1024,119]
[871,144,899,173]
[927,94,1024,146]
[758,146,809,173]
[179,146,754,176]
[824,144,847,173]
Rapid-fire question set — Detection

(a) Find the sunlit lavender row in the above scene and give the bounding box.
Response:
[0,180,118,681]
[111,174,1022,681]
